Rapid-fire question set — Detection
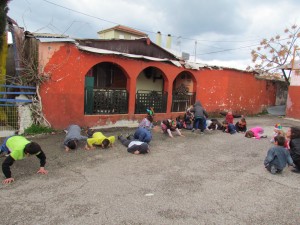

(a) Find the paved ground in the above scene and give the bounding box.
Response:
[0,115,300,225]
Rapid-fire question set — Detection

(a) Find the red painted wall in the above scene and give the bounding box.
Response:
[286,86,300,119]
[197,70,276,114]
[39,43,276,129]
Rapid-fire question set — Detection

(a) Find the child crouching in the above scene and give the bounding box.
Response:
[85,129,115,150]
[264,135,294,174]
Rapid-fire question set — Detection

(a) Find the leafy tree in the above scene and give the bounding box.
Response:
[248,24,300,85]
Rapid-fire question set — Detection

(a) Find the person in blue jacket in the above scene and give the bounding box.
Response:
[264,135,294,174]
[133,127,152,144]
[222,120,237,134]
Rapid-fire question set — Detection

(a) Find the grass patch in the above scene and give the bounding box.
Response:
[24,124,55,135]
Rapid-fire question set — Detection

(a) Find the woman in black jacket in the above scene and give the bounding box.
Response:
[287,126,300,172]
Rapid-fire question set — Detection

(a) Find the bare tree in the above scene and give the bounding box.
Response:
[5,28,52,127]
[248,25,300,85]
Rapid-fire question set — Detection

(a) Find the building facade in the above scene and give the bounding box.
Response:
[32,36,277,129]
[97,25,148,40]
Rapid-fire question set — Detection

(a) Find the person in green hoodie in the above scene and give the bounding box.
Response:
[1,135,47,184]
[85,129,115,150]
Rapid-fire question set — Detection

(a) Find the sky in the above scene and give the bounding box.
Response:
[6,0,300,70]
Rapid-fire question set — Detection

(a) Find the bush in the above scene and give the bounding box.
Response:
[24,124,54,135]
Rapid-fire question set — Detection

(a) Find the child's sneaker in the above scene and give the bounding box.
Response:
[117,134,123,140]
[270,165,277,174]
[126,134,133,140]
[192,128,195,132]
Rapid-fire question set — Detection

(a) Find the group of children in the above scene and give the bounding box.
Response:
[172,102,300,175]
[1,103,300,184]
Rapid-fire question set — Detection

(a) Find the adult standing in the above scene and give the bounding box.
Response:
[190,100,208,133]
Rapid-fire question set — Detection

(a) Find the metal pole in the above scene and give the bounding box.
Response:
[194,41,197,63]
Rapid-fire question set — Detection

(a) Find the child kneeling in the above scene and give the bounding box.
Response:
[161,119,184,138]
[264,135,294,174]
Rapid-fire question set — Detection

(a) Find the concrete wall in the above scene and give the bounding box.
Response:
[38,43,277,129]
[275,82,288,106]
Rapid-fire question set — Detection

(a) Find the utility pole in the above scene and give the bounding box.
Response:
[194,40,197,63]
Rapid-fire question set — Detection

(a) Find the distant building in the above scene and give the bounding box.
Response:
[280,60,300,119]
[4,20,279,129]
[97,25,148,40]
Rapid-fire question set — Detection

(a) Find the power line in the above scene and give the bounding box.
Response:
[41,0,263,44]
[37,0,298,56]
[197,43,261,56]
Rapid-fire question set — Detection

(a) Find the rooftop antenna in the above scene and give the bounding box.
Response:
[177,36,181,52]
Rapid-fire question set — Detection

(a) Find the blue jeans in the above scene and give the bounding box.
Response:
[0,136,11,154]
[193,117,205,132]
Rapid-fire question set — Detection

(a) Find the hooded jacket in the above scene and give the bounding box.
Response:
[191,101,208,118]
[64,125,87,146]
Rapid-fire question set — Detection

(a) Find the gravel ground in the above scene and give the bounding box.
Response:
[0,115,300,225]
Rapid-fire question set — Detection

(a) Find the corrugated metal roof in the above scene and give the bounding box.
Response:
[36,37,76,43]
[32,33,69,38]
[77,45,182,67]
[76,38,179,60]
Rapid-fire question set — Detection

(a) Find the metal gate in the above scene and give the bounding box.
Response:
[0,84,36,137]
[172,92,196,112]
[171,84,195,112]
[93,89,128,114]
[135,90,167,114]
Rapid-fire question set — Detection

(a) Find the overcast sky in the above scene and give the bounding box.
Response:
[7,0,300,69]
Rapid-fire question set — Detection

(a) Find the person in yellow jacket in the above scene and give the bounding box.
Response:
[85,129,115,150]
[1,136,47,184]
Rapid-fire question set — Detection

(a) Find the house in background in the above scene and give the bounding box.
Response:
[97,25,148,40]
[3,20,278,130]
[24,32,277,129]
[283,60,300,119]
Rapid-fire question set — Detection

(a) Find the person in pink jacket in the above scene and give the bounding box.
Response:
[245,126,267,139]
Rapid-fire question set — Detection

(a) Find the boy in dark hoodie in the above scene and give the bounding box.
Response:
[190,101,208,133]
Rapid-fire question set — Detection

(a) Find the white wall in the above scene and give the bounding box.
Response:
[290,71,300,86]
[136,71,163,91]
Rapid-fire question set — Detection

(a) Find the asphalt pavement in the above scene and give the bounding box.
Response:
[0,115,300,225]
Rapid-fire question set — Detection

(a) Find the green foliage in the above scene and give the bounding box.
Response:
[24,124,55,135]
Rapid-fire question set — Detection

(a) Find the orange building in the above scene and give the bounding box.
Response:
[31,35,276,129]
